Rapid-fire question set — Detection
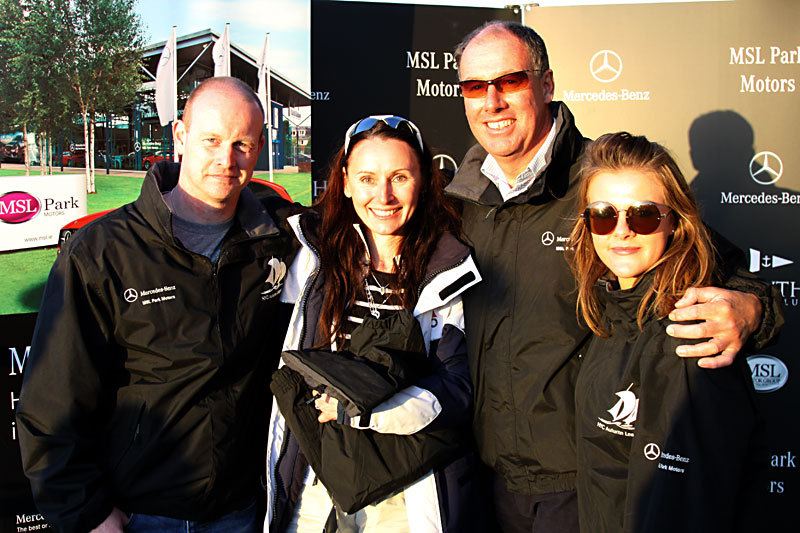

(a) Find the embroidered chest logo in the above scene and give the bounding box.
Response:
[596,383,638,437]
[261,257,287,300]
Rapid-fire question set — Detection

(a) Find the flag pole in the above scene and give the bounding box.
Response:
[266,33,274,182]
[171,26,177,162]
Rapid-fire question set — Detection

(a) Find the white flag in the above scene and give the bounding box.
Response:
[155,28,176,127]
[213,24,230,77]
[257,34,269,124]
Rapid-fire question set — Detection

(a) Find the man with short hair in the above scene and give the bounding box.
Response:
[17,77,297,533]
[445,21,780,532]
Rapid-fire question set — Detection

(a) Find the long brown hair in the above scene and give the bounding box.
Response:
[315,119,461,344]
[567,132,717,336]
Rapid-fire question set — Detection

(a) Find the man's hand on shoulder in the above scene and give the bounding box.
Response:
[666,286,762,369]
[91,508,128,533]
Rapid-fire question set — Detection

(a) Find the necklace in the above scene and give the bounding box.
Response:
[363,271,393,319]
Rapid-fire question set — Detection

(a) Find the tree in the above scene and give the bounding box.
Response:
[0,0,144,190]
[62,0,145,192]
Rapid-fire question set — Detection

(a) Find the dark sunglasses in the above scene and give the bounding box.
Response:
[344,115,424,155]
[581,201,671,236]
[458,69,543,98]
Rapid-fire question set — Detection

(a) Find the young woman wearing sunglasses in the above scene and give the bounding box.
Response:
[265,116,484,532]
[567,132,758,532]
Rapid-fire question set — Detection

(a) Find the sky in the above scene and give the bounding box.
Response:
[134,0,310,91]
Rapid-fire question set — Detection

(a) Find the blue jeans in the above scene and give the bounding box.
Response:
[125,499,259,533]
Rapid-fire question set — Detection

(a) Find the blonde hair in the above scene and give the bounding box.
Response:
[567,132,717,336]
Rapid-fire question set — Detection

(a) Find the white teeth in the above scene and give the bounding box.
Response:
[487,119,513,130]
[372,208,399,217]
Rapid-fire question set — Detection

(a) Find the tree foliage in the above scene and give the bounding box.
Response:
[0,0,144,189]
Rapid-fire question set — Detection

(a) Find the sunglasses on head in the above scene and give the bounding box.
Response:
[458,69,544,98]
[581,201,671,236]
[344,115,424,156]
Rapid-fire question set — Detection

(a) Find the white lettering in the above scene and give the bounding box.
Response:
[9,346,30,376]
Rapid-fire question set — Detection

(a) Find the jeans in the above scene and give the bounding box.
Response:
[124,499,259,533]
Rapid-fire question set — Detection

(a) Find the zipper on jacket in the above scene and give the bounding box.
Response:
[271,217,321,526]
[417,255,469,300]
[295,220,322,350]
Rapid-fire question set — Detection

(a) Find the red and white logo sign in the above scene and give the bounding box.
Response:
[0,191,41,224]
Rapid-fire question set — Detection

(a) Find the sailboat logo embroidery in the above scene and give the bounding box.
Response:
[599,383,638,431]
[261,257,287,300]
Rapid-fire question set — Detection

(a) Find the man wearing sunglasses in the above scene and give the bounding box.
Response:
[444,21,781,533]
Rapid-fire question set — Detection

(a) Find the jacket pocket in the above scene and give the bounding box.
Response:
[107,399,147,473]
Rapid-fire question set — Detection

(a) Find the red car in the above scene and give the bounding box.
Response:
[142,151,168,170]
[58,177,292,251]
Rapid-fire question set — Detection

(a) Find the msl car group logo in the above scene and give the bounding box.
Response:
[747,354,789,393]
[0,191,41,224]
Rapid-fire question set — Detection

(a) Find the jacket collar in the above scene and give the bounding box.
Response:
[137,161,280,245]
[445,101,586,207]
[287,213,481,316]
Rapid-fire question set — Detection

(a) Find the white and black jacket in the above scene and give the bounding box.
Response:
[265,212,484,532]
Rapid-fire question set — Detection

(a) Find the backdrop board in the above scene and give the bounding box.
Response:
[2,313,49,532]
[310,0,518,198]
[0,175,87,251]
[524,0,797,528]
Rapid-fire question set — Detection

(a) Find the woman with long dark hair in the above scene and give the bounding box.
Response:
[265,116,483,532]
[567,132,758,532]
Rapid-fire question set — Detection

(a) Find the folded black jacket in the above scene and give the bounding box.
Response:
[281,310,429,417]
[270,367,467,514]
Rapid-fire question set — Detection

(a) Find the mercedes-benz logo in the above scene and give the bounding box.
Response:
[214,45,228,65]
[159,46,171,66]
[134,141,141,152]
[541,231,555,246]
[124,288,139,303]
[749,151,783,185]
[433,154,458,173]
[643,443,661,461]
[590,50,623,83]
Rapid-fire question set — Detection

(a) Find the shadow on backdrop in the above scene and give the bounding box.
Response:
[689,110,799,267]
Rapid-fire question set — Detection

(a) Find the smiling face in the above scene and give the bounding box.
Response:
[173,87,265,215]
[343,137,422,246]
[458,28,554,180]
[587,169,675,289]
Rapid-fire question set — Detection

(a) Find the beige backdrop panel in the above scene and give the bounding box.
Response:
[524,0,799,190]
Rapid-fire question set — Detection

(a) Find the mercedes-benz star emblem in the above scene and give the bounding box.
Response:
[749,151,783,185]
[124,288,139,303]
[159,47,171,66]
[644,443,661,461]
[541,231,555,246]
[433,154,458,173]
[590,50,623,83]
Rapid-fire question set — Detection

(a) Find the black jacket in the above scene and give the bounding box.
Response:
[16,162,298,532]
[575,274,759,532]
[445,102,589,495]
[445,101,782,496]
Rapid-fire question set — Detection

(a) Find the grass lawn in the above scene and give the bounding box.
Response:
[0,170,311,315]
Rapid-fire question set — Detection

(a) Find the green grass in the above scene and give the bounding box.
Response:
[254,172,311,206]
[0,170,311,315]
